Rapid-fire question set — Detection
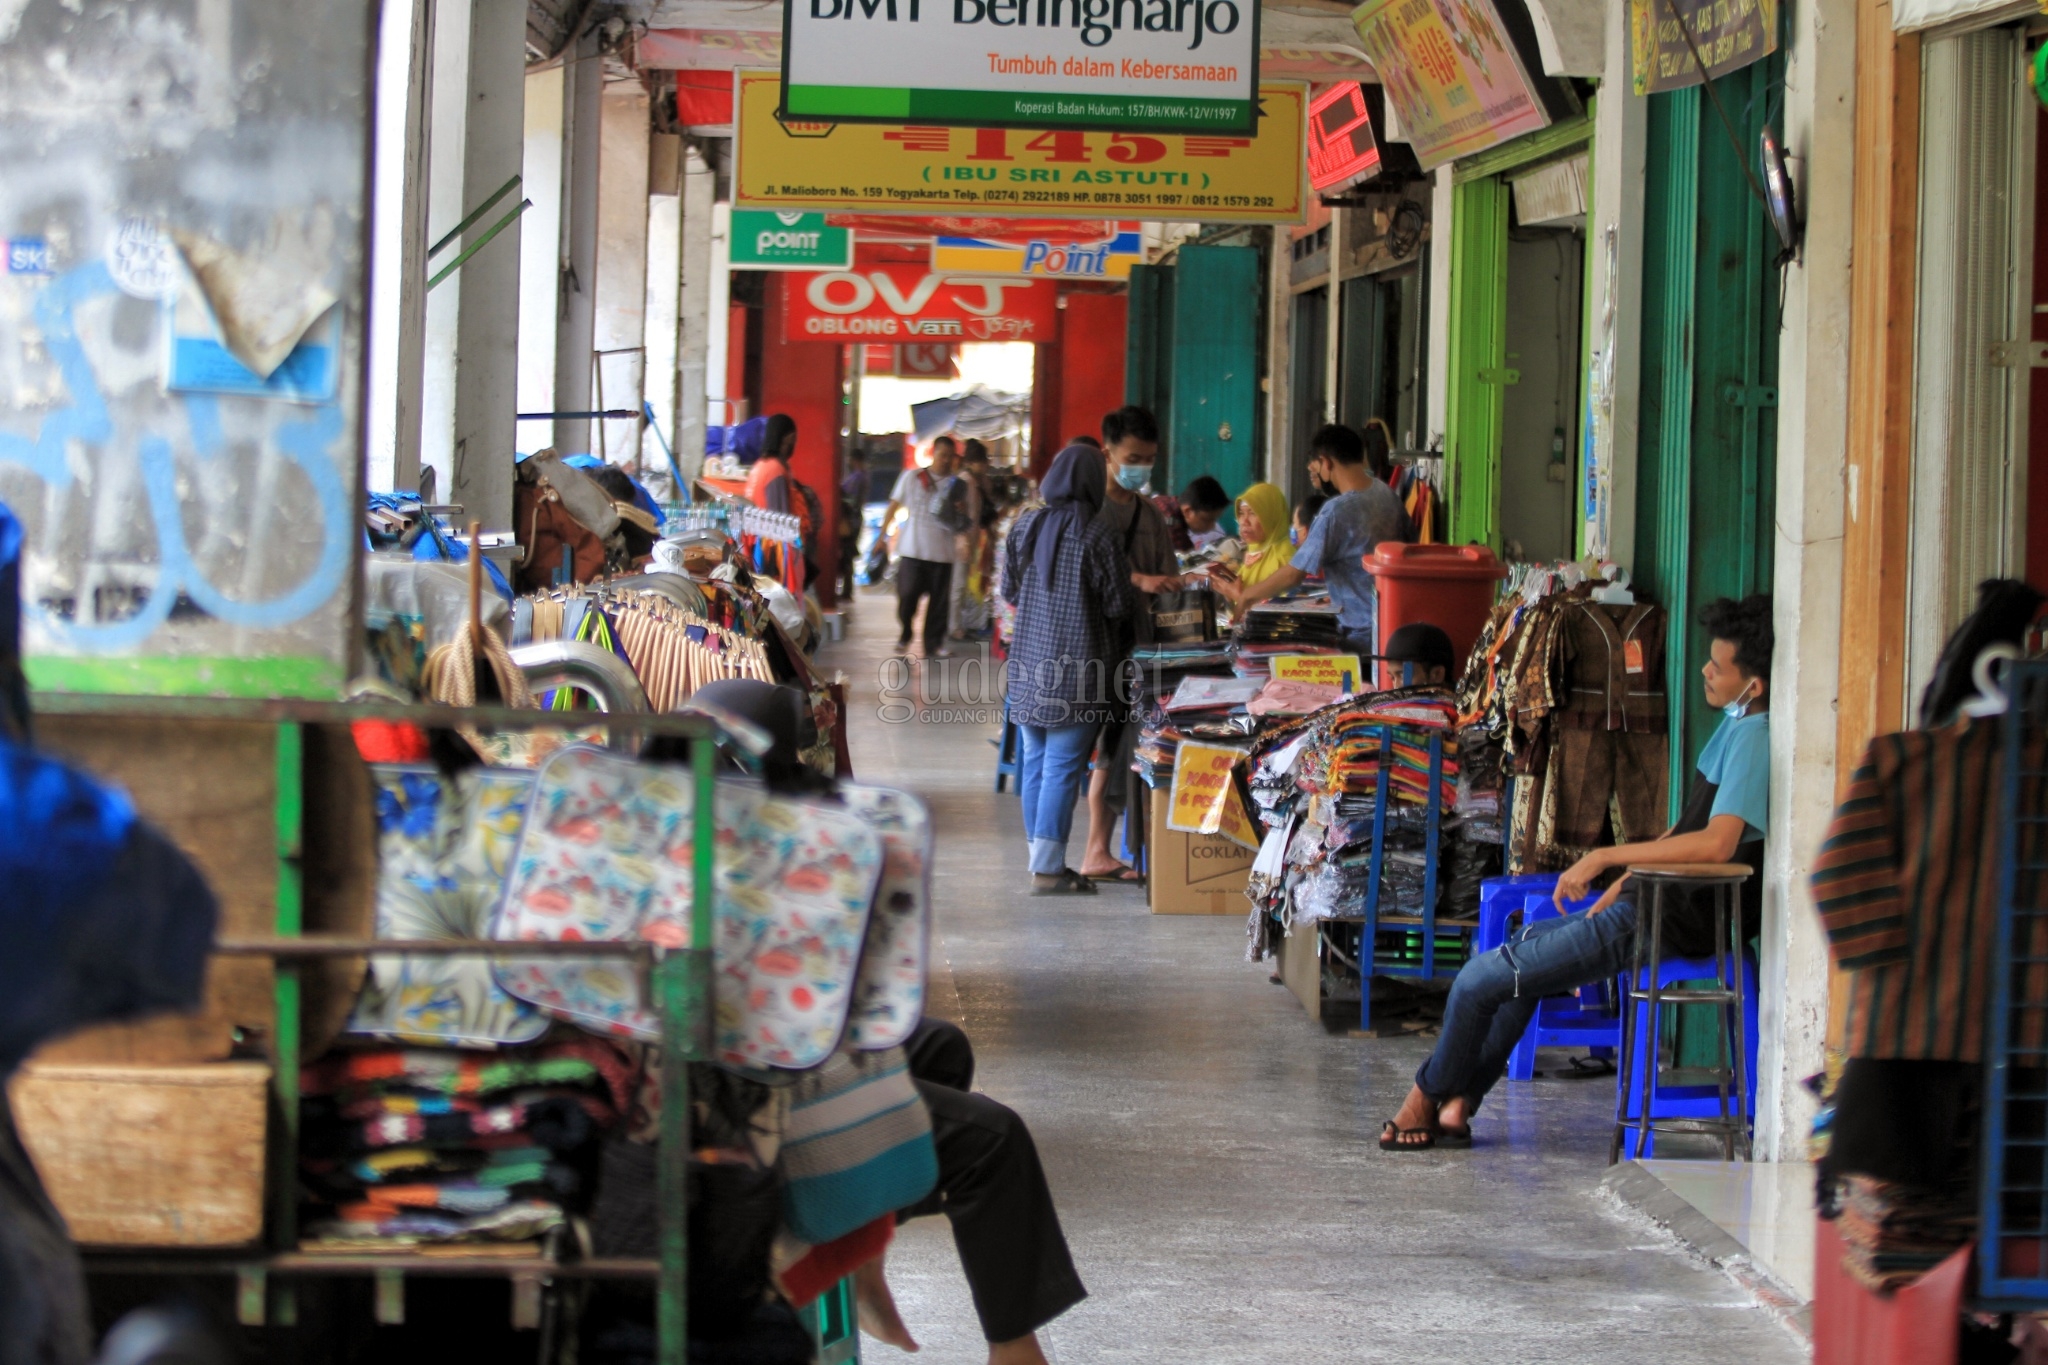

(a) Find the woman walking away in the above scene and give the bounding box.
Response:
[1003,443,1133,896]
[1229,482,1294,588]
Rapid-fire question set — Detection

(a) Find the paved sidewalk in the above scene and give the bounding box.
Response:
[820,592,1804,1364]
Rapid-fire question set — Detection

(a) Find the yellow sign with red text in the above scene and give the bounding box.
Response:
[734,70,1306,224]
[1270,654,1363,690]
[1168,741,1259,849]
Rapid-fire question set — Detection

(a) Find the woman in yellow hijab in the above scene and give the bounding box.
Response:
[1232,482,1294,588]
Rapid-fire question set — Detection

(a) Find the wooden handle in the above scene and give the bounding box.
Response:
[468,519,484,647]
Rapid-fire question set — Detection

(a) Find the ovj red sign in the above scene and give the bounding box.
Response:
[784,267,1059,343]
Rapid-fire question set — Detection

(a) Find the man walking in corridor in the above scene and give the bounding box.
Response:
[885,435,965,659]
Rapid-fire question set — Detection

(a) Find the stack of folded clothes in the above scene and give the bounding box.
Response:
[1230,598,1347,678]
[1834,1175,1977,1293]
[299,1038,634,1249]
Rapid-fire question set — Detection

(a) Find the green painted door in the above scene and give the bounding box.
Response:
[1164,244,1261,499]
[1125,261,1172,425]
[1632,63,1781,805]
[1445,176,1512,546]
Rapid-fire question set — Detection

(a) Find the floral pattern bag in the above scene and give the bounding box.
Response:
[838,784,932,1050]
[491,745,884,1070]
[351,766,550,1047]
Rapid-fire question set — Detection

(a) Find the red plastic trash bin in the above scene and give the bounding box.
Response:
[1364,543,1508,688]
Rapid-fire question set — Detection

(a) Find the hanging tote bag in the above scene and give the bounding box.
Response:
[780,1046,937,1245]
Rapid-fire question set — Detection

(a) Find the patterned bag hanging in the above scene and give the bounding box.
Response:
[838,784,933,1050]
[779,1046,937,1245]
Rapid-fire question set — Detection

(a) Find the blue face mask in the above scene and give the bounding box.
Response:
[1722,680,1756,720]
[1114,463,1151,492]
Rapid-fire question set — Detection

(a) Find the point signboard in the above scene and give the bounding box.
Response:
[729,210,855,269]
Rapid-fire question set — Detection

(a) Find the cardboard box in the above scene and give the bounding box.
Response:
[1147,794,1256,914]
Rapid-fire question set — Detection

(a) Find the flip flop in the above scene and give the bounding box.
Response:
[1378,1120,1436,1152]
[1084,867,1144,884]
[1437,1125,1473,1149]
[1031,869,1099,896]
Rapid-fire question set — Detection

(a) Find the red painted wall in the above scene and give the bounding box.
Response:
[757,273,845,608]
[1058,290,1127,461]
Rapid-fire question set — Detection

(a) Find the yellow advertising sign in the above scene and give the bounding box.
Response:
[735,70,1306,224]
[1349,0,1549,171]
[1168,740,1257,849]
[1270,654,1363,690]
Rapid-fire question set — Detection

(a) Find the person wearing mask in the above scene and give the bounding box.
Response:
[884,436,963,660]
[745,413,798,513]
[1077,406,1183,884]
[1380,596,1774,1151]
[1214,424,1408,659]
[1002,443,1134,895]
[1223,482,1293,589]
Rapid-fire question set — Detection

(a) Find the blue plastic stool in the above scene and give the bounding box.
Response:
[992,700,1021,794]
[1476,873,1563,954]
[1504,891,1621,1081]
[1612,950,1759,1159]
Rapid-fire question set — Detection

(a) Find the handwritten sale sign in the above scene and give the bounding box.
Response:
[1169,740,1258,849]
[1270,653,1362,690]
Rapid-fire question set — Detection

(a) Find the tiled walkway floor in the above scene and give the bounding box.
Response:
[820,592,1805,1363]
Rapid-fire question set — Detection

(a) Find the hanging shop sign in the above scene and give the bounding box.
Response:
[1305,81,1382,192]
[736,71,1307,223]
[779,0,1261,133]
[784,267,1059,341]
[729,210,855,269]
[1626,0,1776,94]
[1349,0,1549,170]
[931,224,1143,278]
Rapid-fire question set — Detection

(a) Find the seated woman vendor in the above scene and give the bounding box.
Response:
[1380,595,1774,1151]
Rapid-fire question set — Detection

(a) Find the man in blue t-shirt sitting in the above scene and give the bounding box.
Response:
[1381,595,1775,1152]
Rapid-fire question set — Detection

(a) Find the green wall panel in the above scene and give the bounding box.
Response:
[1445,176,1511,547]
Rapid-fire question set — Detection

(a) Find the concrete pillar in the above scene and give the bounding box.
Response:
[705,199,733,436]
[367,0,435,494]
[1263,222,1292,480]
[1584,0,1647,566]
[676,145,716,482]
[419,0,470,497]
[644,133,683,485]
[1755,0,1855,1161]
[1425,166,1455,450]
[554,27,601,456]
[594,82,651,468]
[1324,204,1343,425]
[518,63,565,434]
[448,0,525,529]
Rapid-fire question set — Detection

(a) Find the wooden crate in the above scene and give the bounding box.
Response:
[9,1062,270,1247]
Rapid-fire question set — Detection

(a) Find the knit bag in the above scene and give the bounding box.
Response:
[779,1046,937,1245]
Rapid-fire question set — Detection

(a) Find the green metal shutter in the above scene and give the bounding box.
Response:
[1445,176,1511,547]
[1164,244,1261,499]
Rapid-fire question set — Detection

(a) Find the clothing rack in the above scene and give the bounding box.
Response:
[31,695,733,1365]
[523,585,774,712]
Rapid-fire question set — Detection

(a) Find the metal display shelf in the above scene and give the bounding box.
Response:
[1347,727,1464,1030]
[49,693,722,1365]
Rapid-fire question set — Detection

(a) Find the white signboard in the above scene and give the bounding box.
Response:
[781,0,1261,132]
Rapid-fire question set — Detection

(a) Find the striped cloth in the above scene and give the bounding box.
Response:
[1810,719,2048,1062]
[780,1047,937,1245]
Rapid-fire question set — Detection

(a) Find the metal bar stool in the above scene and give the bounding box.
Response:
[1608,862,1754,1165]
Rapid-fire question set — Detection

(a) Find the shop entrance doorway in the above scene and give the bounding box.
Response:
[1498,227,1584,563]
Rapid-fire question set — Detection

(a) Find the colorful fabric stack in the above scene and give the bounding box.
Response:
[299,1038,633,1248]
[1292,695,1460,813]
[1833,1175,1976,1293]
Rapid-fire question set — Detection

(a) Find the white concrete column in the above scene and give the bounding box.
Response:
[1263,221,1292,479]
[1585,0,1647,566]
[419,0,470,497]
[706,198,733,436]
[518,63,566,437]
[554,26,602,456]
[595,82,651,469]
[643,133,683,483]
[677,144,716,480]
[1325,205,1343,425]
[1425,166,1455,450]
[1755,0,1854,1162]
[449,0,525,530]
[367,0,435,494]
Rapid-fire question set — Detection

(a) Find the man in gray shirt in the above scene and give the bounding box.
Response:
[1218,423,1409,657]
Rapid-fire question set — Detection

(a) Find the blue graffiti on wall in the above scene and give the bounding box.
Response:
[0,260,352,651]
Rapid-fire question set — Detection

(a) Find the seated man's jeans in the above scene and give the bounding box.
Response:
[1413,899,1639,1112]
